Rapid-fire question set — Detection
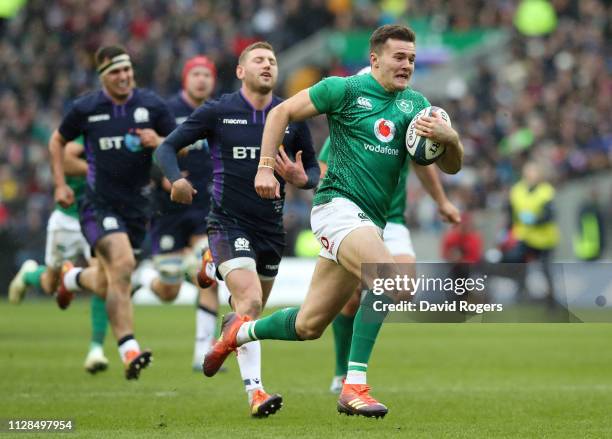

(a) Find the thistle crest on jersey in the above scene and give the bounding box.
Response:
[134,107,150,123]
[373,118,395,143]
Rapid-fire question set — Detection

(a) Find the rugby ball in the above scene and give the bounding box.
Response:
[405,106,451,165]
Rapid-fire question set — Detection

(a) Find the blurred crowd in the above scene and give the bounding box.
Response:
[0,0,610,268]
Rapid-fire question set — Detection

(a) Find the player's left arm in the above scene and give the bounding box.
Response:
[155,103,214,204]
[255,89,321,199]
[138,98,177,148]
[414,111,463,174]
[275,121,320,189]
[63,141,88,177]
[412,163,461,224]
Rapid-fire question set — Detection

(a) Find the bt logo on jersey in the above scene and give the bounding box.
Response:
[233,146,260,159]
[99,134,142,152]
[99,136,123,150]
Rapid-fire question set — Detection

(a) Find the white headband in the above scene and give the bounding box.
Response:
[98,54,132,77]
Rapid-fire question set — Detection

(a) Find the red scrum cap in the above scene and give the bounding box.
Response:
[182,56,217,87]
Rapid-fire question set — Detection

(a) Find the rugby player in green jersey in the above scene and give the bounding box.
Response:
[9,138,110,374]
[204,24,464,417]
[319,132,460,393]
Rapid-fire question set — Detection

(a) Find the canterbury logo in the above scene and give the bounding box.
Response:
[356,97,372,110]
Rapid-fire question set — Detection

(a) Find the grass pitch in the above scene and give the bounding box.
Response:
[1,300,611,438]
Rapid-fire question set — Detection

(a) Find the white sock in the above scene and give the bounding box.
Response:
[135,265,158,291]
[345,362,367,385]
[118,337,140,362]
[236,321,257,345]
[63,267,83,292]
[194,306,217,364]
[237,341,263,399]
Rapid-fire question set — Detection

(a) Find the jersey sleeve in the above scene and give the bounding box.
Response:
[58,102,86,141]
[308,76,347,114]
[154,101,216,183]
[153,98,177,136]
[318,137,331,163]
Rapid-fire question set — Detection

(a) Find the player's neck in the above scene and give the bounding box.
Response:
[102,86,132,105]
[181,90,205,109]
[370,72,396,94]
[240,85,272,110]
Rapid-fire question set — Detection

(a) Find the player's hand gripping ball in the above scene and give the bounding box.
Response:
[406,106,451,165]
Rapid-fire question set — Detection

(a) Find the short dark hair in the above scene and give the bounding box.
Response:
[238,41,275,65]
[369,25,416,54]
[95,45,128,68]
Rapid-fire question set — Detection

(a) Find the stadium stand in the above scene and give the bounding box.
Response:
[0,0,610,286]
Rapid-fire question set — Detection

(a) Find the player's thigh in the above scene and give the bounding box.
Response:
[225,267,263,316]
[253,236,283,307]
[297,257,360,337]
[44,227,64,273]
[260,279,275,308]
[337,226,396,282]
[95,232,136,277]
[45,211,83,270]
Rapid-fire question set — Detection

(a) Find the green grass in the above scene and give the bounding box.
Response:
[1,300,611,438]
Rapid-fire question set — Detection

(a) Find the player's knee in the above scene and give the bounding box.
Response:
[156,282,180,302]
[153,254,184,285]
[295,318,325,340]
[243,297,262,318]
[232,293,262,318]
[109,256,136,285]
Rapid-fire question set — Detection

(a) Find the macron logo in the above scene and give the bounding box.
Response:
[88,114,110,123]
[223,118,247,125]
[357,97,373,110]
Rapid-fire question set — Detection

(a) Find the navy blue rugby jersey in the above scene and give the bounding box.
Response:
[58,88,176,216]
[155,90,320,231]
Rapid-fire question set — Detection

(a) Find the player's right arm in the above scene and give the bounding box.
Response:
[155,102,214,204]
[63,141,88,177]
[49,129,74,208]
[317,137,330,179]
[255,89,321,199]
[256,76,347,199]
[51,100,87,207]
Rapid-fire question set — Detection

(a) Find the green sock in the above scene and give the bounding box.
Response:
[23,266,46,288]
[90,295,108,347]
[347,293,392,373]
[250,307,301,341]
[332,313,354,376]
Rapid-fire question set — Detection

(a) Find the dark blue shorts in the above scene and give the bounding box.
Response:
[79,192,148,252]
[151,207,209,255]
[207,213,285,279]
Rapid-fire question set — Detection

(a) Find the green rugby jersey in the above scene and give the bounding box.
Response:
[318,136,409,225]
[56,136,86,219]
[309,73,429,228]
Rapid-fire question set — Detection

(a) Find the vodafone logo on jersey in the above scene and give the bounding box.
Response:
[373,118,395,143]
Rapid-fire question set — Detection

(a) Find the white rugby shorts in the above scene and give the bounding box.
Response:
[382,222,416,257]
[44,210,90,269]
[310,197,382,262]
